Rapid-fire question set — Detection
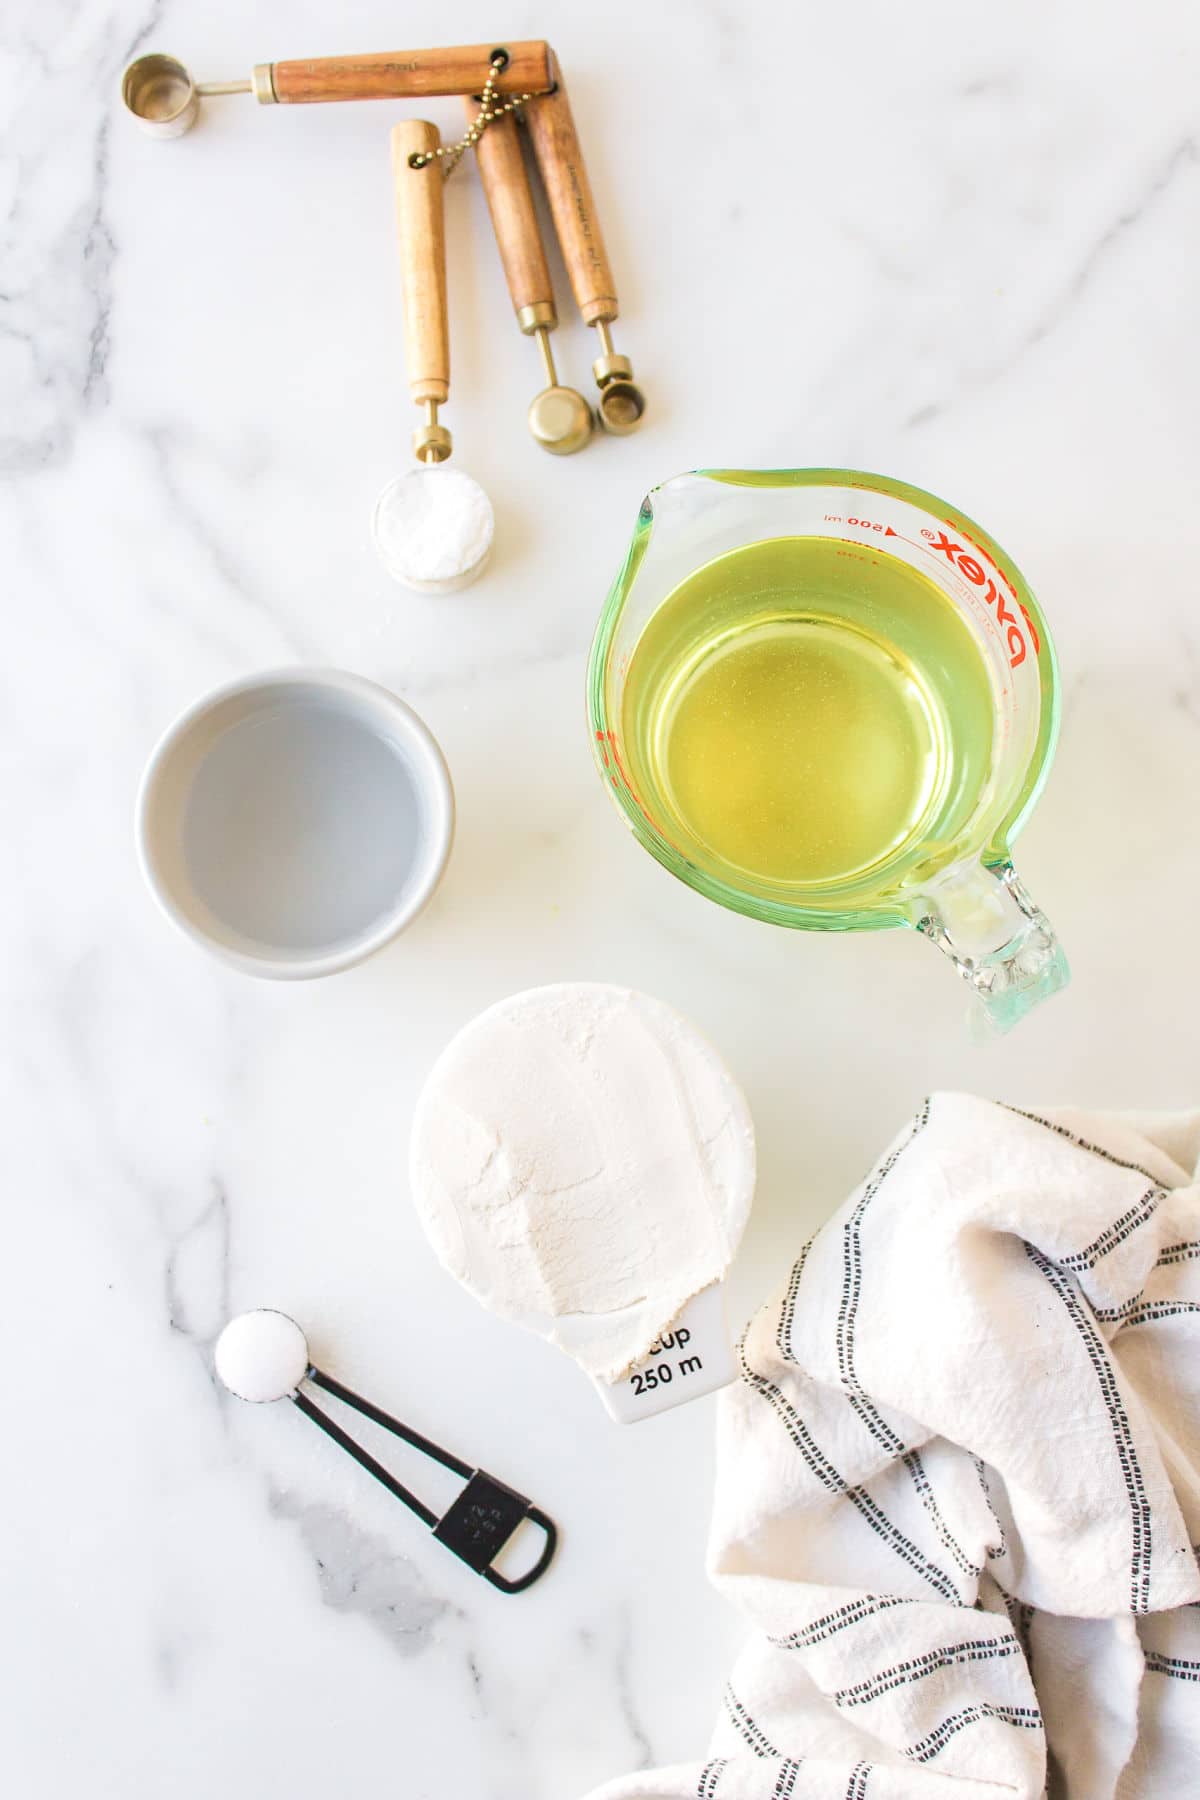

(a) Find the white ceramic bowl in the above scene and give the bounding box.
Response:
[136,669,454,979]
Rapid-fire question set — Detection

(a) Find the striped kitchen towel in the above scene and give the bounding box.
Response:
[584,1093,1200,1799]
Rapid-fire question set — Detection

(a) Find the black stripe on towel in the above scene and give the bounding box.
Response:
[905,1702,1042,1763]
[1096,1257,1200,1323]
[1156,1241,1200,1268]
[1120,1300,1200,1328]
[1092,1290,1151,1324]
[770,1593,912,1650]
[1001,1107,1165,1183]
[1025,1242,1153,1613]
[975,1458,1010,1562]
[776,1240,814,1361]
[723,1686,779,1758]
[738,1340,959,1602]
[845,1761,872,1800]
[695,1757,727,1798]
[1144,1652,1200,1682]
[772,1757,803,1799]
[1058,1188,1165,1273]
[1005,1598,1036,1686]
[836,1100,932,1454]
[833,1636,1019,1708]
[903,1448,982,1580]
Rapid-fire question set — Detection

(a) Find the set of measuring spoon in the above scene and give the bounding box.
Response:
[122,37,645,592]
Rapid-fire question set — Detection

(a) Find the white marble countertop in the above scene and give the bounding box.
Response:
[4,2,1198,1794]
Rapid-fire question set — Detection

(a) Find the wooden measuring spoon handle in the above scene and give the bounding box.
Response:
[390,121,449,405]
[465,101,554,328]
[523,68,618,325]
[268,41,552,104]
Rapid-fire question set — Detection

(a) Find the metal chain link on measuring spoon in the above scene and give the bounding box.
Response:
[416,51,595,456]
[407,51,531,180]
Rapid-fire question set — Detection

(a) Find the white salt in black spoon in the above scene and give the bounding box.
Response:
[215,1309,556,1593]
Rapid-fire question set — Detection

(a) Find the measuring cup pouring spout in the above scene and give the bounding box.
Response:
[587,468,1069,1035]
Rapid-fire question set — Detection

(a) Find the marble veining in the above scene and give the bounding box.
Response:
[904,129,1200,428]
[268,1491,452,1657]
[3,1,1199,1796]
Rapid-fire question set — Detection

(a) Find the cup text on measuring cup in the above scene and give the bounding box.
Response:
[925,530,1037,668]
[628,1326,705,1395]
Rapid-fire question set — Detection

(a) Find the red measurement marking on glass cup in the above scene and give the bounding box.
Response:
[920,526,1037,667]
[823,513,898,535]
[953,524,1041,657]
[828,508,1040,672]
[595,730,657,830]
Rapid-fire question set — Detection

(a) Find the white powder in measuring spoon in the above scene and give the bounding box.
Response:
[409,984,756,1383]
[373,466,494,593]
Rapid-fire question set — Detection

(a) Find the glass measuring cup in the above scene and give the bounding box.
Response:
[587,468,1068,1034]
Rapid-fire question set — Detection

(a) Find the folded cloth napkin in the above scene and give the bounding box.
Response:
[585,1094,1200,1800]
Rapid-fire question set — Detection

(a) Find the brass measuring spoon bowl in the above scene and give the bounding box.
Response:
[528,383,594,456]
[122,54,198,136]
[591,332,646,436]
[121,54,253,138]
[596,378,646,436]
[522,320,593,455]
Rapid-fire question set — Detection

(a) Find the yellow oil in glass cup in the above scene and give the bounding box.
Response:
[587,469,1067,1034]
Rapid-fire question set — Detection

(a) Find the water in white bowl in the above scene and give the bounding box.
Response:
[182,699,421,951]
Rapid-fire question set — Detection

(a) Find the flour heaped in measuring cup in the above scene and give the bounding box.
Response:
[408,983,756,1385]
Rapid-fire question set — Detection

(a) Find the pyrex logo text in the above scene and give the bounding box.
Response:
[927,531,1037,668]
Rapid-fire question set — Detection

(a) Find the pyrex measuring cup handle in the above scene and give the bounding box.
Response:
[915,861,1069,1036]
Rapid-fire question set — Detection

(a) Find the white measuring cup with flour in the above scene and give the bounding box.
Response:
[409,984,756,1422]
